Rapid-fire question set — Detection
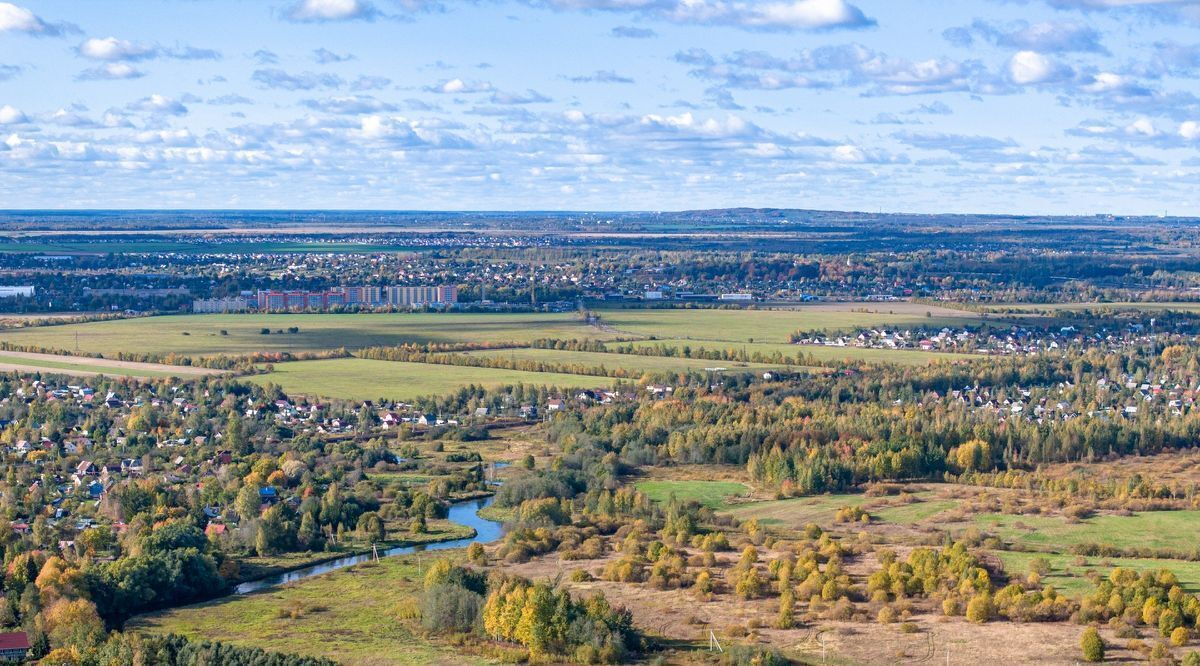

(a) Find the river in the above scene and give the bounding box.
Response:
[233,495,505,595]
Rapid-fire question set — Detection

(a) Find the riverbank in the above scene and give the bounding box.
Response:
[233,519,475,586]
[129,553,492,666]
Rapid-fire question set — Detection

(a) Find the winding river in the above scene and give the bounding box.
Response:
[233,495,505,595]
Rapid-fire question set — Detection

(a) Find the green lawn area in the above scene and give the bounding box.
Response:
[872,498,960,525]
[993,551,1200,597]
[250,357,610,401]
[0,312,610,358]
[0,354,183,378]
[720,494,867,527]
[972,510,1200,553]
[461,347,789,375]
[130,553,488,666]
[597,303,988,341]
[635,480,751,510]
[609,338,971,366]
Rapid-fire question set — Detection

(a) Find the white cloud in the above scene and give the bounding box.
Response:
[285,0,379,22]
[0,2,65,35]
[1008,50,1071,85]
[77,63,145,81]
[78,37,154,61]
[532,0,874,31]
[0,105,28,124]
[426,78,493,94]
[1180,121,1200,140]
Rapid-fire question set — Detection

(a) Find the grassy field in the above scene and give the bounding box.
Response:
[599,303,989,341]
[461,347,789,374]
[130,553,488,666]
[610,338,970,366]
[635,480,751,510]
[0,312,605,357]
[871,498,961,525]
[972,510,1200,553]
[720,493,873,526]
[985,302,1200,314]
[250,358,609,402]
[0,354,186,378]
[993,551,1200,597]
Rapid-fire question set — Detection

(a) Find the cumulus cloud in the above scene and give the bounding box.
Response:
[78,37,156,61]
[490,89,552,104]
[127,95,190,117]
[0,105,28,124]
[302,95,397,114]
[0,2,72,36]
[525,0,874,32]
[76,63,146,81]
[1008,50,1073,84]
[252,68,344,90]
[944,20,1107,54]
[425,78,494,93]
[677,44,995,96]
[285,0,380,22]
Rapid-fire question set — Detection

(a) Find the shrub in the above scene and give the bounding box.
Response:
[421,583,484,633]
[1173,626,1191,647]
[1184,651,1200,666]
[719,645,788,666]
[1080,627,1104,663]
[965,595,993,624]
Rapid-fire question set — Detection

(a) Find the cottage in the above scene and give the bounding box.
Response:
[0,631,29,661]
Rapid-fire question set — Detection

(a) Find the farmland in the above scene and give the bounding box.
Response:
[249,357,612,402]
[0,350,222,378]
[0,312,604,357]
[599,302,991,340]
[460,346,792,374]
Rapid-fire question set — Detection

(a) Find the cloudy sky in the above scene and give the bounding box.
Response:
[3,0,1200,214]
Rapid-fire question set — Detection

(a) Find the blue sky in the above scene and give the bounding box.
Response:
[2,0,1200,214]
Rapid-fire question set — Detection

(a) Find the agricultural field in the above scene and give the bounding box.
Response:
[611,337,970,365]
[0,350,222,378]
[130,553,489,666]
[0,312,605,357]
[249,357,611,402]
[461,346,791,374]
[598,302,991,341]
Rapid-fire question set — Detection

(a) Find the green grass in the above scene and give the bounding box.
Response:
[461,347,789,375]
[598,304,988,341]
[0,354,183,378]
[992,551,1200,597]
[130,553,489,666]
[635,480,750,510]
[250,357,611,401]
[720,494,866,527]
[871,498,960,525]
[610,338,971,366]
[0,312,609,358]
[972,510,1200,553]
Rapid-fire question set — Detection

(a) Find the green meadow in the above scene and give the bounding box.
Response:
[250,357,610,402]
